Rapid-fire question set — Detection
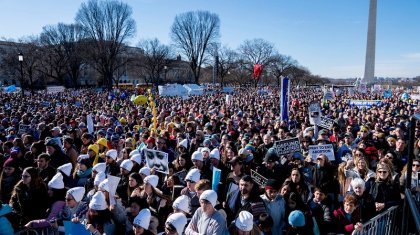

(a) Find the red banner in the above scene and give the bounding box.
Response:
[253,64,263,80]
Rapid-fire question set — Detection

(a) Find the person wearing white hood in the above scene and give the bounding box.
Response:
[180,168,201,215]
[85,191,115,235]
[132,208,154,235]
[157,212,188,235]
[53,187,89,232]
[185,189,227,235]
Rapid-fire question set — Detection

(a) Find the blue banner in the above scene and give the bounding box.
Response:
[349,100,381,108]
[212,167,221,192]
[383,90,392,98]
[4,85,17,93]
[280,77,290,121]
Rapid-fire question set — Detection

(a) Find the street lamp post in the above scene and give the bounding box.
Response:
[164,66,168,82]
[18,53,24,96]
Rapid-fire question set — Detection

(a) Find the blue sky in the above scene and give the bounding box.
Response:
[1,0,419,79]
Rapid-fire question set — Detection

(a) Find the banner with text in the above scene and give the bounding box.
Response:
[251,169,268,187]
[348,100,381,108]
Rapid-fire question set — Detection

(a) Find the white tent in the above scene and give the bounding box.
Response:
[158,84,188,96]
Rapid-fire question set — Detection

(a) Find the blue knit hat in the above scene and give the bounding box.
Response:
[288,210,305,227]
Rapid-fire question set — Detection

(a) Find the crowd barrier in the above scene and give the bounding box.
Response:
[353,205,400,235]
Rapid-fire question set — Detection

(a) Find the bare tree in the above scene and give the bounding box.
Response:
[238,38,276,87]
[269,53,298,87]
[75,0,136,90]
[137,38,173,87]
[212,46,238,87]
[170,10,220,84]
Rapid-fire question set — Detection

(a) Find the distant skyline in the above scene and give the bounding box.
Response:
[1,0,419,79]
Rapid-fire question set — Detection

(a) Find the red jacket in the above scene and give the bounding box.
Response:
[332,207,361,235]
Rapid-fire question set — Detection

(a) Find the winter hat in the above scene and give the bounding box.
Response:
[133,208,151,230]
[203,139,211,146]
[67,187,86,202]
[88,144,99,156]
[209,148,220,160]
[235,211,254,232]
[144,175,159,188]
[185,168,200,183]
[96,138,108,148]
[130,154,142,165]
[94,172,106,186]
[172,195,190,214]
[48,173,65,189]
[106,149,118,160]
[3,157,19,169]
[120,159,133,171]
[265,179,280,190]
[199,190,217,207]
[139,166,151,176]
[57,163,73,177]
[93,162,106,174]
[129,149,140,157]
[288,210,305,227]
[200,147,210,154]
[166,213,188,235]
[191,151,203,161]
[178,139,188,149]
[89,191,107,210]
[98,178,110,192]
[77,154,89,161]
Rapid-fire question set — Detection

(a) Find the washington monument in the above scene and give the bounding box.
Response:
[362,0,377,84]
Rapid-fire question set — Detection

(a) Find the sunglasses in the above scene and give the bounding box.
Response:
[186,180,196,184]
[165,223,176,233]
[413,164,420,167]
[65,198,74,202]
[377,170,388,174]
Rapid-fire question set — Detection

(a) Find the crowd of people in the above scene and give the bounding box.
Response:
[0,86,419,235]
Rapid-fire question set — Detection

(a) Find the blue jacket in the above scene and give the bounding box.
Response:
[0,204,14,235]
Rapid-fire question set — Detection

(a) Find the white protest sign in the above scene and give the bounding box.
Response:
[316,116,335,130]
[145,148,169,174]
[107,175,121,206]
[309,144,335,161]
[46,86,65,94]
[309,102,321,125]
[250,169,268,187]
[411,94,420,100]
[87,114,94,134]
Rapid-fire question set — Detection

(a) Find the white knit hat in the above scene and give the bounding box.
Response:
[129,149,140,157]
[199,190,217,207]
[235,211,254,232]
[92,162,106,173]
[120,159,133,171]
[106,149,118,160]
[191,151,203,161]
[130,154,142,165]
[89,191,107,210]
[48,173,64,189]
[139,166,151,176]
[178,139,188,149]
[144,175,159,188]
[94,172,106,186]
[67,187,85,202]
[209,148,220,160]
[172,195,190,214]
[98,178,110,192]
[57,163,72,177]
[185,168,200,183]
[166,213,188,235]
[200,147,210,153]
[133,208,151,229]
[77,154,89,161]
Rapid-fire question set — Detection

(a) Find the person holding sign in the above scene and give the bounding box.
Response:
[224,175,267,224]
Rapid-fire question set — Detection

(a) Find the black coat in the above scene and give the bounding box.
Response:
[368,180,401,213]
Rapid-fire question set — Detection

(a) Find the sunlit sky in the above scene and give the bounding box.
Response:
[1,0,419,79]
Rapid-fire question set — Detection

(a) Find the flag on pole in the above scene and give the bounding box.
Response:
[253,64,263,80]
[280,76,290,121]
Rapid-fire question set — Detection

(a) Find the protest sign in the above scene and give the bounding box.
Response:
[273,137,301,156]
[64,221,90,235]
[18,124,31,136]
[308,144,335,161]
[323,90,334,100]
[47,86,65,94]
[107,175,121,206]
[348,100,381,108]
[87,114,94,134]
[316,116,334,130]
[251,169,268,187]
[309,102,321,125]
[212,167,222,192]
[145,148,169,174]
